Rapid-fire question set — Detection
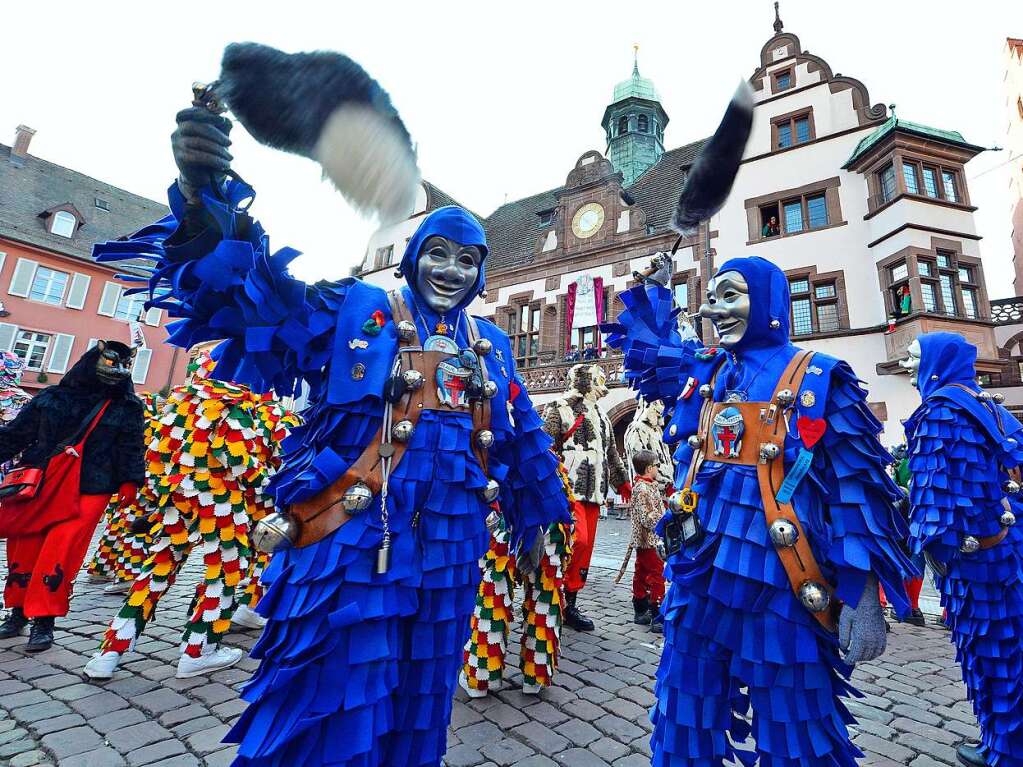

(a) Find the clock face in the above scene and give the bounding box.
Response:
[572,203,605,239]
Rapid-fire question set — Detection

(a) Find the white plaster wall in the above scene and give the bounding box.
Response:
[1006,42,1023,203]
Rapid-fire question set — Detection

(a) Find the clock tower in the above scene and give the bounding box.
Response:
[601,49,669,186]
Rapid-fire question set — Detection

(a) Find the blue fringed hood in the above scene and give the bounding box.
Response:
[917,332,977,399]
[713,256,790,351]
[398,206,488,317]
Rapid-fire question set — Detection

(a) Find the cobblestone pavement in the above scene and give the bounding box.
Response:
[0,519,977,767]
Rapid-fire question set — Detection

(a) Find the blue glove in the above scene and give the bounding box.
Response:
[838,574,887,665]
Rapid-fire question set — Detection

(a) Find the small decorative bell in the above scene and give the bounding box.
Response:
[776,389,795,406]
[769,319,781,329]
[760,443,781,461]
[687,434,702,449]
[341,482,374,513]
[402,369,425,391]
[473,338,493,357]
[397,321,417,342]
[482,381,498,399]
[667,491,686,513]
[698,384,713,399]
[479,479,501,502]
[476,430,495,449]
[1001,510,1017,527]
[251,512,297,553]
[392,420,415,442]
[768,518,799,547]
[994,393,1006,404]
[1004,480,1020,495]
[960,535,981,554]
[978,391,993,401]
[798,581,831,613]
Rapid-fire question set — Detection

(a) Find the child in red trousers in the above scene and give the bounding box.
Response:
[630,450,666,633]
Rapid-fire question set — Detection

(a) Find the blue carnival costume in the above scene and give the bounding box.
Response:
[94,180,568,767]
[904,333,1023,766]
[604,256,915,767]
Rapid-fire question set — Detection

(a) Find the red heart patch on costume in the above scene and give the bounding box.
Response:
[797,416,827,449]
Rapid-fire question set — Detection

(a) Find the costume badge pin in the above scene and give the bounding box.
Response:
[807,365,823,376]
[681,377,698,400]
[436,359,470,407]
[361,310,386,337]
[711,406,744,458]
[800,390,816,408]
[349,339,369,350]
[424,335,459,354]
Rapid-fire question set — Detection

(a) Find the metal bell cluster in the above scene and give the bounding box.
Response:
[252,512,297,554]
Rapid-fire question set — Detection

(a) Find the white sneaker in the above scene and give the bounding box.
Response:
[103,580,132,595]
[232,604,267,629]
[83,652,121,679]
[458,673,489,698]
[176,646,244,678]
[521,682,542,695]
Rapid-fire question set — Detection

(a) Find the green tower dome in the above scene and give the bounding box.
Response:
[601,50,669,186]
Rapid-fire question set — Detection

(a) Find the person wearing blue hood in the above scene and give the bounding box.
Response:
[603,254,917,766]
[90,105,569,767]
[902,333,1023,767]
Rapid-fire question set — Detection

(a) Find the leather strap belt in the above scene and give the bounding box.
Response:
[288,291,492,547]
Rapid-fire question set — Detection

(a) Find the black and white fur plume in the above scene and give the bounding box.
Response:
[212,42,420,224]
[671,81,754,235]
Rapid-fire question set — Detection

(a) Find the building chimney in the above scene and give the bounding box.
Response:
[10,125,36,166]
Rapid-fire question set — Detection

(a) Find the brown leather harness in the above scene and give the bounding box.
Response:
[680,350,838,632]
[287,291,492,548]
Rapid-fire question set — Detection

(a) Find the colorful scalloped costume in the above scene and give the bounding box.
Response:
[904,333,1023,766]
[93,181,569,767]
[604,257,915,767]
[461,461,573,696]
[94,353,298,660]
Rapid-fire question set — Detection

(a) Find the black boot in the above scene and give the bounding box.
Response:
[563,591,594,632]
[905,608,926,627]
[649,602,664,634]
[25,616,54,653]
[632,597,652,626]
[956,742,990,767]
[0,608,28,639]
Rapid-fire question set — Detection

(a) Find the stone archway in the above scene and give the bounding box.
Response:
[607,398,639,460]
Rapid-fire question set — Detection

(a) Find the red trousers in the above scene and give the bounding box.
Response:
[3,493,108,617]
[632,547,665,603]
[565,501,600,593]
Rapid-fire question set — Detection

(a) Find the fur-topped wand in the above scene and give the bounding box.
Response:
[196,42,420,224]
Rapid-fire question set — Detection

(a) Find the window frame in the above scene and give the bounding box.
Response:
[771,66,794,93]
[12,329,52,372]
[786,270,847,337]
[27,266,69,306]
[507,301,542,368]
[879,246,987,322]
[771,108,815,151]
[113,289,147,322]
[896,157,965,204]
[49,210,77,238]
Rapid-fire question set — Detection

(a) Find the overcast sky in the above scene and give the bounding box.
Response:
[3,1,1020,293]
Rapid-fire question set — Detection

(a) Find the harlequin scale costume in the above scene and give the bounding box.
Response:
[0,352,32,480]
[604,256,916,766]
[0,342,144,652]
[88,392,163,587]
[84,352,298,678]
[904,333,1023,767]
[460,460,573,697]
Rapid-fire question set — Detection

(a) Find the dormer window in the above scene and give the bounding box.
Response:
[94,197,109,211]
[538,209,555,227]
[50,210,77,238]
[772,67,794,92]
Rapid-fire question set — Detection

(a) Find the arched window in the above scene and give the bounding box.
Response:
[50,210,76,238]
[638,115,649,133]
[618,116,629,135]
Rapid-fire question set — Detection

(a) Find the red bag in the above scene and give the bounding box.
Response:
[0,401,110,538]
[0,467,44,502]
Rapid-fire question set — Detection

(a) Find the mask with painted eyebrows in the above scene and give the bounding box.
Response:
[697,270,750,348]
[413,235,483,315]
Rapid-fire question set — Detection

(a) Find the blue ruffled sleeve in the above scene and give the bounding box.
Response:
[602,283,697,409]
[806,363,917,613]
[490,362,571,551]
[93,180,339,398]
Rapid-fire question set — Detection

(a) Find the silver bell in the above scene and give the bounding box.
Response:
[341,482,374,513]
[960,535,981,554]
[402,369,425,391]
[397,321,417,342]
[1004,480,1020,495]
[994,393,1006,404]
[798,581,831,613]
[760,443,781,461]
[476,429,495,449]
[768,518,799,548]
[482,381,498,399]
[698,384,713,399]
[654,539,667,561]
[1001,510,1017,527]
[687,434,702,449]
[251,512,297,553]
[667,491,686,513]
[479,479,501,502]
[392,420,415,442]
[776,389,795,406]
[473,338,493,357]
[978,391,993,401]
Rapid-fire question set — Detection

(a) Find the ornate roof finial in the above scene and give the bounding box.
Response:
[633,43,640,76]
[773,1,784,33]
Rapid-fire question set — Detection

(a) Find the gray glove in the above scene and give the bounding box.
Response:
[517,527,546,573]
[171,106,234,201]
[646,253,673,287]
[838,574,887,665]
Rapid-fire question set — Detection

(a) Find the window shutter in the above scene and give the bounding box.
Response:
[0,252,7,274]
[0,323,18,351]
[47,333,75,373]
[131,348,153,385]
[8,258,38,298]
[98,281,121,317]
[65,273,91,310]
[144,306,162,326]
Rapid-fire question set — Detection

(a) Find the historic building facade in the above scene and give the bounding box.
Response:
[0,126,188,394]
[359,13,1001,446]
[1008,37,1023,293]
